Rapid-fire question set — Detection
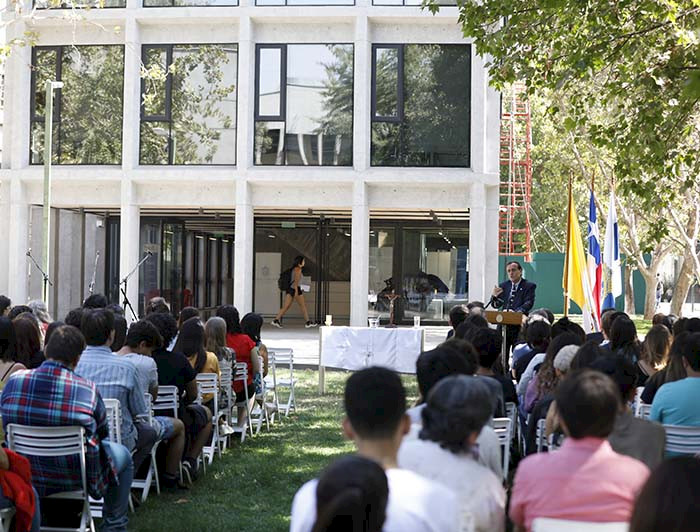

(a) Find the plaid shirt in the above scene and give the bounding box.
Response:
[0,360,117,498]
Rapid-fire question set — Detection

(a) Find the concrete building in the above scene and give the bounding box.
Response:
[0,0,500,326]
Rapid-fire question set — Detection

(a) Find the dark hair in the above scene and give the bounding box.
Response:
[551,316,585,342]
[312,456,388,532]
[178,307,200,327]
[241,313,263,344]
[555,369,619,439]
[415,346,474,400]
[439,338,478,375]
[344,367,406,440]
[526,320,551,351]
[64,308,84,330]
[106,303,125,316]
[673,317,689,336]
[448,305,468,329]
[111,315,127,351]
[642,324,671,370]
[292,255,305,268]
[125,320,163,351]
[686,318,700,334]
[420,375,493,454]
[537,332,584,397]
[610,316,641,362]
[570,340,603,370]
[80,309,115,347]
[8,305,32,321]
[602,310,627,338]
[466,301,485,312]
[629,456,700,532]
[0,317,17,364]
[660,314,677,335]
[45,325,86,366]
[12,315,41,367]
[145,297,170,315]
[467,327,502,369]
[0,296,11,316]
[506,261,522,271]
[174,317,207,373]
[591,354,637,403]
[680,332,700,372]
[82,294,108,309]
[144,312,178,348]
[216,305,241,335]
[454,314,489,339]
[44,321,64,347]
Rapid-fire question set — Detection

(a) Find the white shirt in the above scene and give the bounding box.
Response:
[398,438,506,532]
[290,467,459,532]
[517,353,545,396]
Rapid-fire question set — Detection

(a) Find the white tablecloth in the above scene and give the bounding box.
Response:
[320,326,424,374]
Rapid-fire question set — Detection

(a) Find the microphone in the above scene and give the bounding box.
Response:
[146,250,153,257]
[26,249,31,257]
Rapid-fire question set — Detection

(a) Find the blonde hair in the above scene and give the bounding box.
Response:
[205,316,229,361]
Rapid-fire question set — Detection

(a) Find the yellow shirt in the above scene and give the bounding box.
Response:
[188,351,221,404]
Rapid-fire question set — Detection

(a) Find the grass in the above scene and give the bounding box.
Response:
[130,370,418,532]
[556,314,653,337]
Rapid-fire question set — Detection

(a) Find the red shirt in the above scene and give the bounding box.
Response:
[226,333,255,393]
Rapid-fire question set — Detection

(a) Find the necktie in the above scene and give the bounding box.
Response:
[508,283,518,309]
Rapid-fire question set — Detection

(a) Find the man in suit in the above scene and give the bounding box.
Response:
[490,261,536,372]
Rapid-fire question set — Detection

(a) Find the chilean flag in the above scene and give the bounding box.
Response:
[587,190,602,328]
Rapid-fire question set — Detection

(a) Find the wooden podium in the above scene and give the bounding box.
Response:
[485,310,524,374]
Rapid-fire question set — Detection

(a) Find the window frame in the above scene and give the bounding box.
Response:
[370,44,403,123]
[254,44,287,122]
[33,0,125,10]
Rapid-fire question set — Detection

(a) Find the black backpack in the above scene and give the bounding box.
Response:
[278,268,292,291]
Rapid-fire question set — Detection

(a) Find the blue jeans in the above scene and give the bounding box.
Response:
[101,441,133,532]
[0,486,41,532]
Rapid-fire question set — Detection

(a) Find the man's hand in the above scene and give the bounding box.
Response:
[492,286,504,298]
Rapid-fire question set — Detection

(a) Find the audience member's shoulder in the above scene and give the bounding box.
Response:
[290,478,318,532]
[610,447,651,474]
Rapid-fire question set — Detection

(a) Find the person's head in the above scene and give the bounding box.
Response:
[241,313,264,344]
[0,317,17,364]
[44,321,64,348]
[466,301,485,316]
[28,300,51,325]
[312,455,389,532]
[673,317,689,336]
[680,332,700,375]
[204,316,228,359]
[8,305,32,321]
[439,338,478,375]
[467,327,502,370]
[216,305,241,335]
[660,314,677,335]
[144,312,178,349]
[601,309,623,340]
[555,369,620,439]
[590,354,638,406]
[64,308,84,330]
[145,297,170,316]
[415,346,474,402]
[652,313,666,325]
[629,456,700,532]
[686,318,700,333]
[125,320,163,356]
[80,309,115,347]
[553,344,578,377]
[530,308,554,325]
[526,320,551,352]
[537,332,584,397]
[343,367,408,447]
[454,313,489,339]
[570,340,603,371]
[111,315,127,351]
[106,303,125,317]
[448,305,468,329]
[610,316,639,350]
[45,325,86,368]
[420,375,493,454]
[293,255,305,268]
[642,324,671,370]
[178,307,200,328]
[506,261,523,283]
[174,317,207,373]
[12,314,42,366]
[82,293,108,310]
[550,316,585,342]
[0,296,11,316]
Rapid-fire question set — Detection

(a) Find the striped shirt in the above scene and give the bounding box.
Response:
[0,360,117,498]
[76,345,147,451]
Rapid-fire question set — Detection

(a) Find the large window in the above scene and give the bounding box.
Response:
[34,0,124,8]
[144,0,237,7]
[372,0,454,5]
[30,46,124,165]
[257,0,351,5]
[371,44,470,167]
[254,44,353,166]
[140,44,238,165]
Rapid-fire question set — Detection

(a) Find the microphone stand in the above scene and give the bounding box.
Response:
[26,250,53,302]
[88,251,100,295]
[121,252,151,321]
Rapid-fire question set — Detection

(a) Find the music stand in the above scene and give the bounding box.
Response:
[485,310,524,374]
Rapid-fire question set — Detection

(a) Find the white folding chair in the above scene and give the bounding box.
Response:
[505,401,518,446]
[663,424,700,455]
[196,373,222,463]
[152,386,184,481]
[267,348,296,417]
[263,352,280,424]
[233,363,254,442]
[0,508,15,532]
[251,361,272,435]
[632,386,644,412]
[131,393,161,503]
[532,518,629,531]
[7,424,95,532]
[635,404,652,419]
[218,362,235,449]
[536,418,548,453]
[491,417,512,481]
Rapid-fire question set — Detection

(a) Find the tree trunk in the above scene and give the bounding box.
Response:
[639,268,659,320]
[624,264,636,315]
[671,253,694,316]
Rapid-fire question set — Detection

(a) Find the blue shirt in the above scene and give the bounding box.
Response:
[650,377,700,427]
[76,345,147,451]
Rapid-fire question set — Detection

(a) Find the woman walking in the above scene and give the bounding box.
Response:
[271,255,316,328]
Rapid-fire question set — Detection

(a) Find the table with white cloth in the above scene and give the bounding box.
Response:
[318,326,425,393]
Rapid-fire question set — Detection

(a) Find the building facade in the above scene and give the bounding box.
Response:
[0,0,501,326]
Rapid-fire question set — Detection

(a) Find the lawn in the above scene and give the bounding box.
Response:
[130,370,419,532]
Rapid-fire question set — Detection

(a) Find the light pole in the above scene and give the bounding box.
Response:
[42,80,63,306]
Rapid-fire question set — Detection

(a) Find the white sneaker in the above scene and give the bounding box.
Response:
[219,423,236,436]
[305,321,318,328]
[271,319,282,328]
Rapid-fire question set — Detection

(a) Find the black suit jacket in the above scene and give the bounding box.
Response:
[493,278,536,314]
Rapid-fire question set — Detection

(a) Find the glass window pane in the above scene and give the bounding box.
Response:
[35,0,124,8]
[254,121,285,165]
[142,47,167,117]
[33,49,57,119]
[256,0,285,4]
[258,48,282,118]
[30,121,59,165]
[371,122,401,166]
[369,228,395,320]
[374,47,399,119]
[140,122,171,164]
[174,0,237,4]
[286,0,353,4]
[143,0,173,5]
[372,0,403,4]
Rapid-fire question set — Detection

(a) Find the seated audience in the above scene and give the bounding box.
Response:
[0,296,10,317]
[512,319,551,382]
[570,340,604,370]
[241,313,269,395]
[454,314,489,340]
[0,317,26,386]
[467,301,485,315]
[629,456,700,532]
[312,455,388,532]
[511,311,551,369]
[0,445,41,532]
[76,309,157,473]
[637,324,670,386]
[64,307,85,330]
[111,314,127,352]
[291,367,459,532]
[590,355,665,469]
[204,317,234,363]
[12,313,45,369]
[7,306,33,321]
[1,325,133,531]
[446,305,468,340]
[144,297,170,316]
[399,375,505,532]
[469,327,517,404]
[510,369,649,531]
[27,300,51,336]
[610,315,642,363]
[641,331,688,404]
[170,306,200,351]
[535,344,577,450]
[174,317,220,407]
[44,320,64,346]
[83,293,108,309]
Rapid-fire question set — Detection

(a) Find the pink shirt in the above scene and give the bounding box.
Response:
[509,437,649,531]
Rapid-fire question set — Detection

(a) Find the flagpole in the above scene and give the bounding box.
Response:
[563,173,572,316]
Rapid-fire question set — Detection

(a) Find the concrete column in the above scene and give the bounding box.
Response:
[7,179,30,304]
[470,50,487,174]
[485,184,500,294]
[6,24,31,170]
[469,183,486,302]
[0,180,10,294]
[236,17,254,171]
[119,182,140,322]
[350,181,369,326]
[122,19,141,170]
[353,16,370,171]
[234,179,253,315]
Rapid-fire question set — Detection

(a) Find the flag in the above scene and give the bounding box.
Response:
[563,183,599,332]
[587,190,602,329]
[602,190,622,310]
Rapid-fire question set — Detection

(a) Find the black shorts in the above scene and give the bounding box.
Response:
[285,287,303,297]
[182,403,210,436]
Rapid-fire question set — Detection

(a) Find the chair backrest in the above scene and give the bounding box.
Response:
[663,424,700,455]
[636,404,652,420]
[153,385,179,418]
[269,348,293,372]
[196,373,219,409]
[143,393,154,425]
[234,362,248,382]
[220,364,233,388]
[103,398,122,445]
[536,418,547,452]
[492,417,512,444]
[532,518,629,532]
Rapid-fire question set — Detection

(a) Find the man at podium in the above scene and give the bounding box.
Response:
[490,261,537,370]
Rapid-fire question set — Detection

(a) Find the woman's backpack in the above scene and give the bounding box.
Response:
[278,268,292,291]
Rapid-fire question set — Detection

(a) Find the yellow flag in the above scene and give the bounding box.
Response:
[563,184,588,314]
